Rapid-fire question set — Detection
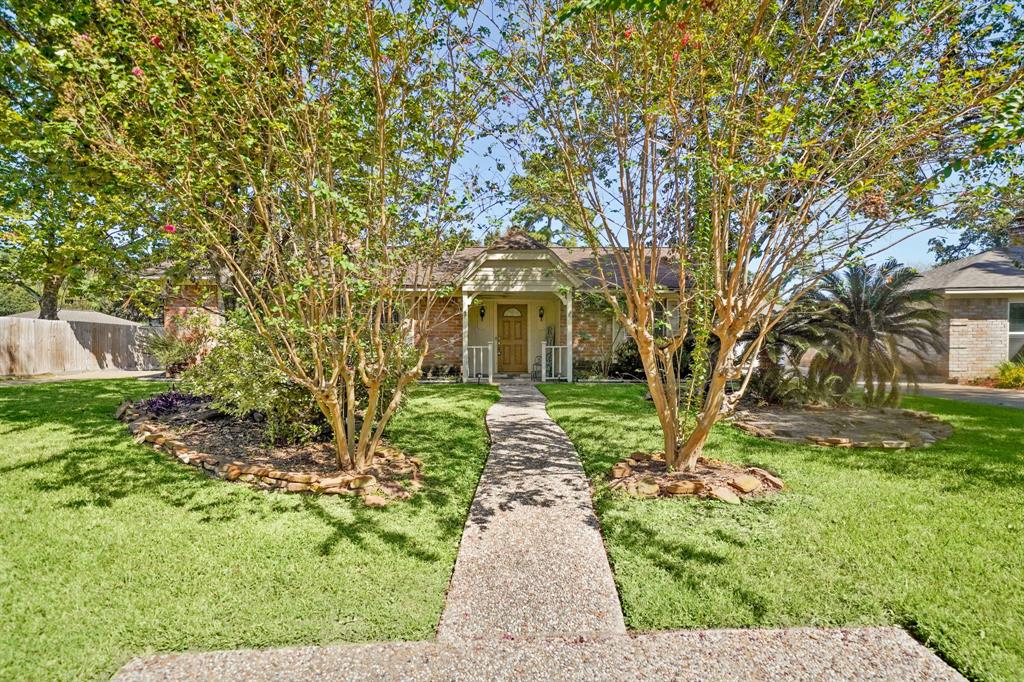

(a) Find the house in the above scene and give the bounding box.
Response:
[908,245,1024,381]
[165,232,678,381]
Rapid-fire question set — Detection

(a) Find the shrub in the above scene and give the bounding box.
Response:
[994,361,1024,389]
[181,314,328,444]
[608,338,644,379]
[0,283,37,317]
[146,312,213,376]
[138,391,207,416]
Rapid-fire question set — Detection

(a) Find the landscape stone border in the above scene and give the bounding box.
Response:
[607,452,785,505]
[116,401,419,507]
[732,406,953,449]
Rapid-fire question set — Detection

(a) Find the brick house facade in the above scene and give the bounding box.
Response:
[909,246,1024,381]
[165,232,674,382]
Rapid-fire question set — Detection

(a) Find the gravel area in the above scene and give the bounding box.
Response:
[436,383,626,641]
[115,627,964,681]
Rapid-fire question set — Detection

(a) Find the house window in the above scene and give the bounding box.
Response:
[503,307,522,317]
[1010,302,1024,362]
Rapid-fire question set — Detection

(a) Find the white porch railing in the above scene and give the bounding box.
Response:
[541,342,569,381]
[465,343,494,383]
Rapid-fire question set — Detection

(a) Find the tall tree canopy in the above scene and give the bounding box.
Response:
[62,0,494,470]
[500,0,1024,469]
[0,1,161,319]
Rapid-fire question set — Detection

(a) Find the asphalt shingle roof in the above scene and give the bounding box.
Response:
[907,247,1024,292]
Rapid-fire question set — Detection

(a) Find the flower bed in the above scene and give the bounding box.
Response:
[116,398,420,507]
[607,451,784,504]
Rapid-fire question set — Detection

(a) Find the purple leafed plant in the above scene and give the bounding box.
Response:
[139,390,206,416]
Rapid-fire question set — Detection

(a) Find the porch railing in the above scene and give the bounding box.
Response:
[465,342,494,383]
[541,342,569,381]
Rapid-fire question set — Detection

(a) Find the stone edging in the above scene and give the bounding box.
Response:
[116,402,418,506]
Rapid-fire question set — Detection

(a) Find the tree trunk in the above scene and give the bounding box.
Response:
[674,369,728,471]
[38,275,64,320]
[634,329,681,462]
[315,392,353,470]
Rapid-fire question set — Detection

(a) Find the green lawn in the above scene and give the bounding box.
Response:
[539,384,1024,682]
[0,380,498,681]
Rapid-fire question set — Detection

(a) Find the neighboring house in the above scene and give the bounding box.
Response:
[908,245,1024,381]
[166,232,678,381]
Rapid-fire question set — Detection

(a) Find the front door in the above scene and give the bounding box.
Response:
[497,304,527,373]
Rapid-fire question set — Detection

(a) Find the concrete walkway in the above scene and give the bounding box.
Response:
[437,383,625,641]
[114,382,965,681]
[913,382,1024,409]
[117,627,963,681]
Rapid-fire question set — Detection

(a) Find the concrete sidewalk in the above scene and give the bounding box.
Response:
[436,383,626,642]
[116,627,963,681]
[912,382,1024,409]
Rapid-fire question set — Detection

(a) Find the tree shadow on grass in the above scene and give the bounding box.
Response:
[598,512,729,591]
[545,383,1024,493]
[775,398,1024,493]
[2,380,499,561]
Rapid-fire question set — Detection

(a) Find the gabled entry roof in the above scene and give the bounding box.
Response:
[427,231,681,290]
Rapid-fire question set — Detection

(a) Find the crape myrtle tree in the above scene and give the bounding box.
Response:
[501,0,1024,470]
[0,0,161,320]
[62,0,494,471]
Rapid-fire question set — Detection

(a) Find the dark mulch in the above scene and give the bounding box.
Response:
[131,398,419,485]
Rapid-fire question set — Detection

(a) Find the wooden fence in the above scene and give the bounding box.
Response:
[0,317,162,376]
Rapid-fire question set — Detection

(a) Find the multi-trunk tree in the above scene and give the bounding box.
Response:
[502,0,1023,470]
[62,0,493,471]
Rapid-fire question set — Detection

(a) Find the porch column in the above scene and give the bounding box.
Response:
[461,292,471,382]
[565,289,573,383]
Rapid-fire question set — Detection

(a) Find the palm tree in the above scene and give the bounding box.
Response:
[806,258,946,407]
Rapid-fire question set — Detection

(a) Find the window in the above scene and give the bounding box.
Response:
[1010,302,1024,362]
[502,307,522,317]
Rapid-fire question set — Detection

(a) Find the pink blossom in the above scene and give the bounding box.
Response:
[163,223,177,233]
[149,34,163,49]
[78,33,91,42]
[624,27,634,40]
[131,66,144,78]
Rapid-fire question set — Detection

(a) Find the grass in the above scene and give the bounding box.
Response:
[538,383,1024,682]
[0,379,498,681]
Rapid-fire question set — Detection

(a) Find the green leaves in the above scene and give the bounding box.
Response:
[557,0,691,21]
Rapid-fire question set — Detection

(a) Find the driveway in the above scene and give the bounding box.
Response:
[912,382,1024,409]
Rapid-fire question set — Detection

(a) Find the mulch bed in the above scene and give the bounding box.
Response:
[607,451,784,504]
[731,405,953,449]
[116,397,420,506]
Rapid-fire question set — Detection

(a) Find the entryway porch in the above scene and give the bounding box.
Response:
[461,292,573,384]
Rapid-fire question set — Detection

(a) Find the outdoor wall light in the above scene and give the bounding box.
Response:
[479,305,486,321]
[538,306,545,320]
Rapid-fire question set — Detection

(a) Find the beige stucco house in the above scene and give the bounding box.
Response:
[908,246,1024,381]
[165,232,678,382]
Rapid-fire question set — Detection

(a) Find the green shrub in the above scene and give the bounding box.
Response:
[0,283,38,316]
[145,312,212,375]
[181,313,327,444]
[994,361,1024,389]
